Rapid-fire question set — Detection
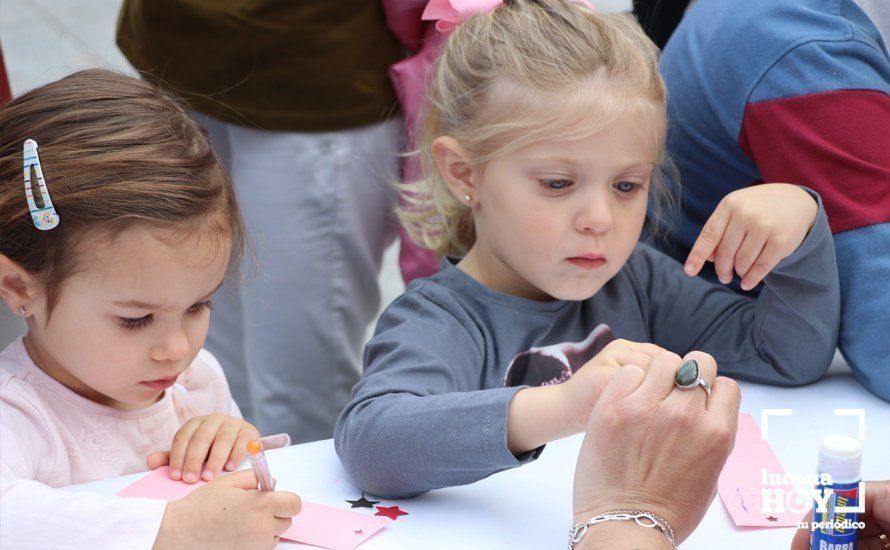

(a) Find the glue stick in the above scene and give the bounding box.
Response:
[809,434,862,550]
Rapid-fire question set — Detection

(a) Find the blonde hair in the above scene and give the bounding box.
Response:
[401,0,674,258]
[0,69,244,317]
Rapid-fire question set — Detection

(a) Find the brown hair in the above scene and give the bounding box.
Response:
[0,69,244,316]
[400,0,674,257]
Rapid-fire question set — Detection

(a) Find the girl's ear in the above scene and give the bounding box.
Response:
[432,136,481,206]
[0,255,38,316]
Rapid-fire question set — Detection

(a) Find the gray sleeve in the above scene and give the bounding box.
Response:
[334,285,538,498]
[640,190,840,385]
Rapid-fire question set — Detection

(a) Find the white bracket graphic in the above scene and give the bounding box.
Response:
[833,409,866,440]
[761,408,793,440]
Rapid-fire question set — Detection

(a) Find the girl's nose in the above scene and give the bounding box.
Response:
[575,192,613,234]
[150,328,190,363]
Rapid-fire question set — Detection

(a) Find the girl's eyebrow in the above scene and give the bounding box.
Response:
[525,159,657,174]
[110,279,225,311]
[524,156,583,167]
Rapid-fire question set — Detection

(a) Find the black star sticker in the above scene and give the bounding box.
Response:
[766,516,779,522]
[354,529,364,535]
[346,494,380,509]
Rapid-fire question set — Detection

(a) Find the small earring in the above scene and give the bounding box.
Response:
[464,194,472,204]
[16,305,27,317]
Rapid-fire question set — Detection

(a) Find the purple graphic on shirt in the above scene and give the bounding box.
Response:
[503,324,616,387]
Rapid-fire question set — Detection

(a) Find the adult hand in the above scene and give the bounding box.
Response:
[560,339,667,431]
[790,480,890,550]
[572,351,741,547]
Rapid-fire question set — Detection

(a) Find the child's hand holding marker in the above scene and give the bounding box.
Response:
[247,440,276,492]
[146,413,261,482]
[153,469,302,550]
[684,184,819,290]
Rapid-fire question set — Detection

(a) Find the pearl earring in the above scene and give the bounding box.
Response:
[464,194,472,204]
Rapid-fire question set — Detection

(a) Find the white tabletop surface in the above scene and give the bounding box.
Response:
[68,369,889,549]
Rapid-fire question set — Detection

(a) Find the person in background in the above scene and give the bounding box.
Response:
[657,0,890,401]
[0,45,11,106]
[117,1,409,443]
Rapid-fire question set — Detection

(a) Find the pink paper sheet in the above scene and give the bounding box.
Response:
[118,467,388,550]
[717,414,808,527]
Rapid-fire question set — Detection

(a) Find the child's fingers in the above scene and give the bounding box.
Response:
[713,215,746,285]
[733,227,767,280]
[269,491,302,519]
[604,340,664,358]
[181,415,226,483]
[609,350,657,372]
[146,450,171,471]
[684,203,730,277]
[201,421,242,480]
[215,468,258,490]
[740,239,785,290]
[623,341,666,358]
[272,517,294,537]
[168,417,202,480]
[226,425,261,472]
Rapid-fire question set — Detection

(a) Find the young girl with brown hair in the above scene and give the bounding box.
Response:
[0,70,299,549]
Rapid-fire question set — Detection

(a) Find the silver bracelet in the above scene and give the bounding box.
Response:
[568,509,678,549]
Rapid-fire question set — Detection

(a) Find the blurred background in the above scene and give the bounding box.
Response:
[0,0,411,349]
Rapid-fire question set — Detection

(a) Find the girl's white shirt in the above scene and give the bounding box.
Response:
[0,337,240,549]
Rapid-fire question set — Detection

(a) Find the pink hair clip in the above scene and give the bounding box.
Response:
[422,0,596,33]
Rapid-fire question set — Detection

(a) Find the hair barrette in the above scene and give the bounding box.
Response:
[23,139,60,230]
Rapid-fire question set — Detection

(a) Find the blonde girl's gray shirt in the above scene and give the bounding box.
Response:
[335,193,840,498]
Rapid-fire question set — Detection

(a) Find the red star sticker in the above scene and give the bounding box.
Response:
[375,505,409,520]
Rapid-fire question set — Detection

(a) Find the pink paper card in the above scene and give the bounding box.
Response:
[118,467,387,550]
[284,503,389,550]
[717,414,808,527]
[117,466,205,500]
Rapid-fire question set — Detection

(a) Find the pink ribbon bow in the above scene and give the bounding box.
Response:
[422,0,596,33]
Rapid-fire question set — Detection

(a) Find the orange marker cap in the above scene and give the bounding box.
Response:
[247,440,263,457]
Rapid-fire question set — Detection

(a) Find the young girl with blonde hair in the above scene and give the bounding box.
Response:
[335,0,840,520]
[0,70,299,549]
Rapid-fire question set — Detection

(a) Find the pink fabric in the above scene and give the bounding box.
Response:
[0,338,238,548]
[422,0,504,32]
[383,0,429,51]
[391,23,445,283]
[385,0,443,283]
[0,45,11,106]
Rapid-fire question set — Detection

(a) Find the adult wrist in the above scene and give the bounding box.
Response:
[574,520,672,549]
[569,510,677,550]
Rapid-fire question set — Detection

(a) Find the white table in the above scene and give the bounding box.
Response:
[69,370,889,549]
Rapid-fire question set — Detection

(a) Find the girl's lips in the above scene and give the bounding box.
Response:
[142,375,179,391]
[567,256,607,270]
